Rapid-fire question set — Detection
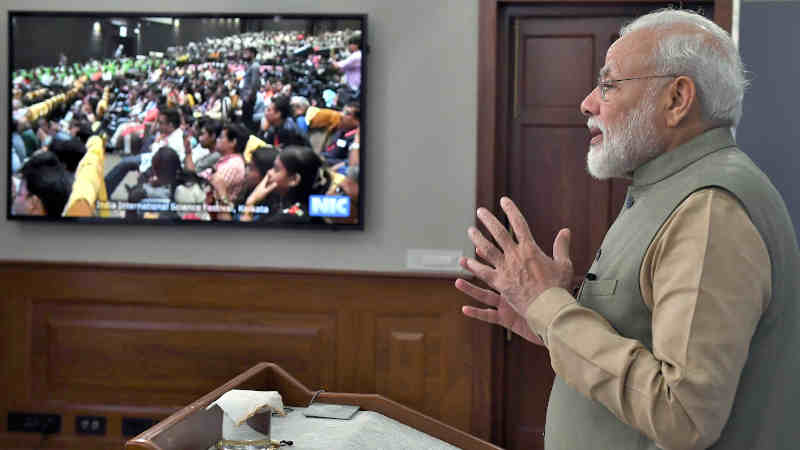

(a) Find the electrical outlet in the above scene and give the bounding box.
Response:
[406,249,463,271]
[122,417,157,437]
[75,415,106,435]
[7,412,61,434]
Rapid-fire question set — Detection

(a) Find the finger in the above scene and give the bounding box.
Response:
[461,305,504,327]
[476,207,515,252]
[553,228,572,264]
[499,197,538,250]
[467,226,503,267]
[454,278,501,308]
[459,256,497,286]
[258,171,271,188]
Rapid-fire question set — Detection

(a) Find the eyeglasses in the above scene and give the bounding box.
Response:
[597,74,678,101]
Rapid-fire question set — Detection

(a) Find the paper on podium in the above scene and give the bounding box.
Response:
[206,389,286,441]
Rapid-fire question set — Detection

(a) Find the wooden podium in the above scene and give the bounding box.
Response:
[125,362,501,450]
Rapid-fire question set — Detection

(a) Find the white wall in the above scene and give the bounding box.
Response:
[0,0,479,272]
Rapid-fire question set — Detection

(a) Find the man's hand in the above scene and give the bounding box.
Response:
[458,280,547,345]
[456,197,574,344]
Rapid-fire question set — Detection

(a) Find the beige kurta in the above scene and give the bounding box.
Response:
[526,187,771,449]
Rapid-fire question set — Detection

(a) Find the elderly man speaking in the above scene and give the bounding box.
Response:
[457,9,799,450]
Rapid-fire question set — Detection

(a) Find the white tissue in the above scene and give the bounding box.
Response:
[206,389,285,441]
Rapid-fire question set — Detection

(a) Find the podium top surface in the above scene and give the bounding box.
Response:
[235,406,461,450]
[127,362,501,450]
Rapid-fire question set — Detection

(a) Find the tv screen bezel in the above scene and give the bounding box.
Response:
[7,10,367,231]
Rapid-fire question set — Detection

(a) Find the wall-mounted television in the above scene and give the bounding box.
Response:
[7,11,366,229]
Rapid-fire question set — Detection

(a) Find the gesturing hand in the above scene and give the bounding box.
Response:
[456,197,574,345]
[246,171,277,207]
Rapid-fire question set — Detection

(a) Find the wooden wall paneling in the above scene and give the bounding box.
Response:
[29,303,337,407]
[1,290,30,412]
[441,308,477,432]
[375,316,438,415]
[0,262,487,449]
[336,310,376,394]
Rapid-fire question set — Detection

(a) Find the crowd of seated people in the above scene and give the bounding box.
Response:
[9,27,363,224]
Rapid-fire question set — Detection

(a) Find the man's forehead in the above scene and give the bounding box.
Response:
[602,31,652,77]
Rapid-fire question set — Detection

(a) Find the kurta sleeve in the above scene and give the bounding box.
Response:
[524,188,770,450]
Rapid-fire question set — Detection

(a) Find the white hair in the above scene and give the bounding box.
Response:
[621,9,748,128]
[290,96,310,111]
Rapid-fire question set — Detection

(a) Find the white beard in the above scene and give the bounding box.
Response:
[586,96,664,180]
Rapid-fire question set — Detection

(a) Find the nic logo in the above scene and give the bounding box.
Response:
[309,195,351,217]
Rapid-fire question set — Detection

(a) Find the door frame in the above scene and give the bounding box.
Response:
[473,0,733,444]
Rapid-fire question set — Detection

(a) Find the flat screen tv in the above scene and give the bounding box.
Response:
[7,11,366,229]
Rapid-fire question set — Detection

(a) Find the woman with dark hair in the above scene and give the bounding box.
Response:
[242,145,330,223]
[126,146,211,220]
[205,83,231,121]
[204,122,248,208]
[237,146,279,205]
[231,146,279,221]
[149,147,182,197]
[125,146,181,206]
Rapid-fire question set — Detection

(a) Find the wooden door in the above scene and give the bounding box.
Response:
[495,4,712,449]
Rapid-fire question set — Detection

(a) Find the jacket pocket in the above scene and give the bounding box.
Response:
[580,279,618,297]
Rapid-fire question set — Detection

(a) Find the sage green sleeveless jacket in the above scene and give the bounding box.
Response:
[544,128,800,449]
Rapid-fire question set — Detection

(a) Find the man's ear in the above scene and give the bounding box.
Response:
[665,75,696,128]
[289,173,301,187]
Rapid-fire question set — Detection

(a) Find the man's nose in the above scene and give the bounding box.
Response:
[580,86,600,117]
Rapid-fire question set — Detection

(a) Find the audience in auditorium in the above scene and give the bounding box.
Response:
[262,95,309,149]
[10,25,363,222]
[11,119,28,168]
[252,81,272,127]
[234,146,280,221]
[290,96,311,134]
[246,145,280,191]
[240,46,262,133]
[11,152,72,218]
[49,138,87,174]
[184,118,222,174]
[204,122,248,209]
[103,107,184,196]
[333,35,362,95]
[321,102,360,168]
[243,145,329,224]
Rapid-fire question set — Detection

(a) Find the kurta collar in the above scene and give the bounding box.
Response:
[632,127,737,187]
